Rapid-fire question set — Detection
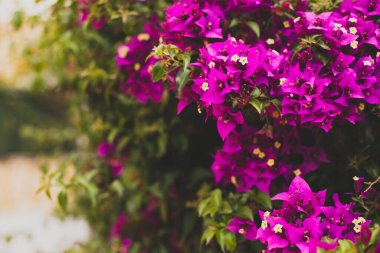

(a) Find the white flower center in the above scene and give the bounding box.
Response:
[201,82,209,91]
[340,27,347,34]
[349,17,357,23]
[266,38,275,45]
[333,23,342,31]
[354,224,361,233]
[350,40,358,49]
[261,220,268,230]
[349,27,357,35]
[239,57,249,65]
[273,224,283,234]
[118,46,130,58]
[231,54,240,62]
[137,33,150,41]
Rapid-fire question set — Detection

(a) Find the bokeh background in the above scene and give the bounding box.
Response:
[0,1,90,252]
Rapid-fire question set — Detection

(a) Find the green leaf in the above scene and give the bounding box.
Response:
[108,128,119,143]
[111,180,124,197]
[229,18,240,28]
[220,202,233,214]
[182,53,191,70]
[251,88,262,98]
[216,229,237,252]
[251,190,272,209]
[249,99,269,114]
[246,21,260,38]
[12,11,24,30]
[210,189,223,208]
[271,99,282,112]
[176,67,191,96]
[198,199,210,217]
[235,206,253,220]
[317,239,356,253]
[58,190,67,210]
[201,227,216,245]
[76,177,98,207]
[318,40,331,50]
[152,61,166,82]
[369,226,380,246]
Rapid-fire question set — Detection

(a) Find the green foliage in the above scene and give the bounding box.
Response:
[150,44,193,96]
[21,0,380,253]
[198,188,272,252]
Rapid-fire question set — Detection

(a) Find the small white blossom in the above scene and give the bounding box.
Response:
[354,224,361,233]
[261,220,268,230]
[349,17,358,23]
[350,40,358,49]
[333,23,342,31]
[239,56,249,65]
[231,54,240,62]
[266,38,275,45]
[273,224,283,234]
[201,82,209,92]
[363,60,372,66]
[349,27,358,35]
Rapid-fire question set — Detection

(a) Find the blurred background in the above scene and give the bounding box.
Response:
[0,0,90,252]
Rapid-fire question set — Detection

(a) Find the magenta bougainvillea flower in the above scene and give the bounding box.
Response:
[96,141,125,177]
[110,213,133,253]
[211,126,328,193]
[229,176,372,252]
[173,0,379,133]
[97,141,115,158]
[116,21,164,104]
[78,0,105,29]
[226,217,257,240]
[162,0,225,48]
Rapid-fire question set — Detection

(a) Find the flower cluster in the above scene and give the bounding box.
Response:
[97,141,125,177]
[78,0,105,29]
[116,21,164,104]
[164,0,380,197]
[182,37,275,139]
[174,0,379,134]
[212,126,328,193]
[228,176,372,253]
[277,8,380,131]
[110,214,133,253]
[162,0,225,49]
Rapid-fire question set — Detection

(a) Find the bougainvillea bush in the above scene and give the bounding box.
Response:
[33,0,380,252]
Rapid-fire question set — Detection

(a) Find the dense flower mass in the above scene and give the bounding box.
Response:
[158,0,380,202]
[212,126,328,193]
[228,176,373,253]
[72,0,380,252]
[97,141,125,176]
[175,6,380,133]
[162,0,225,49]
[116,21,164,104]
[78,0,105,29]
